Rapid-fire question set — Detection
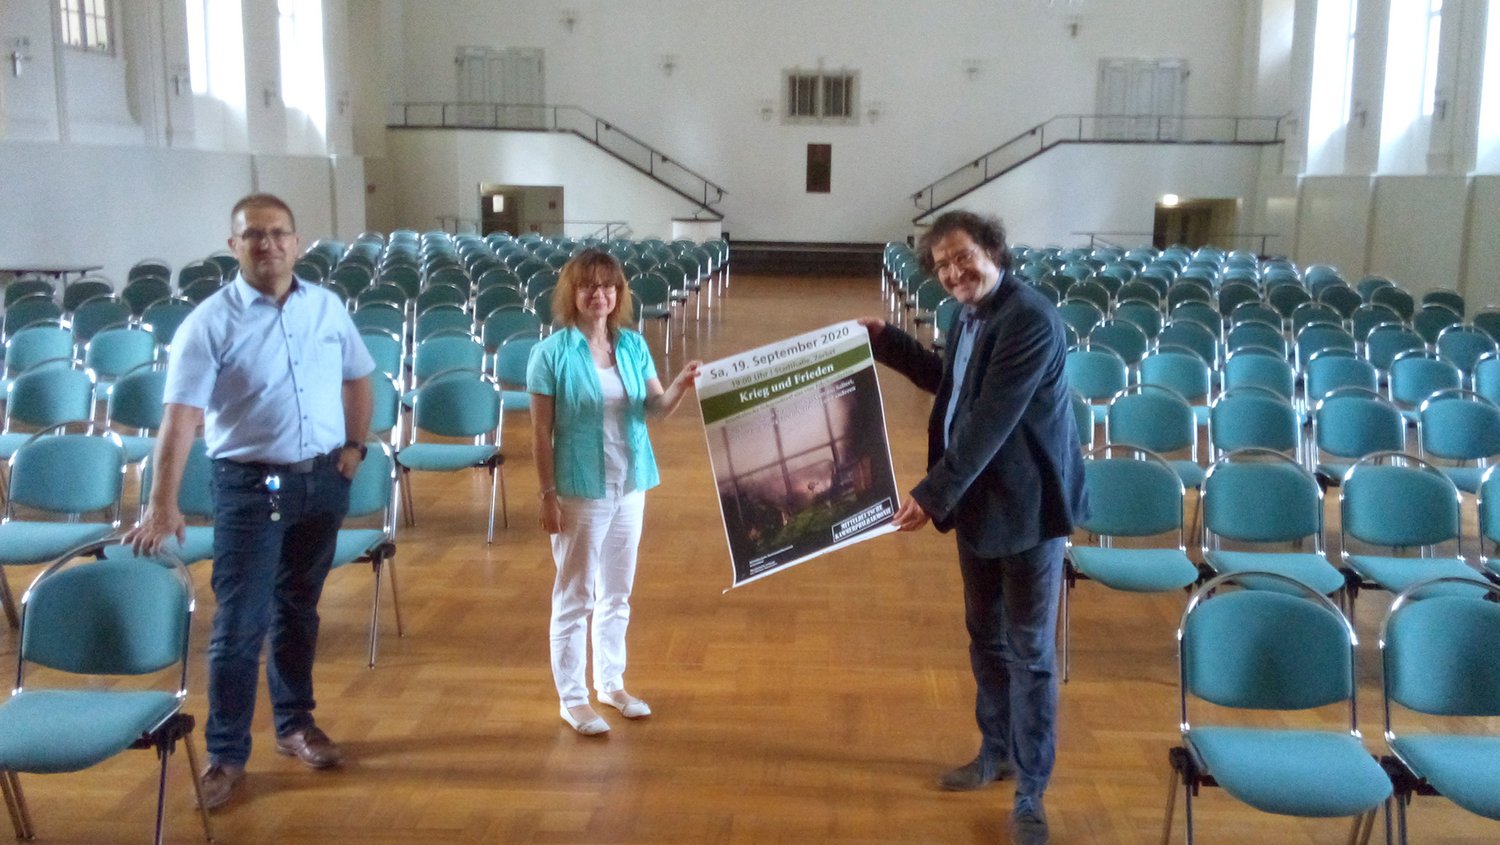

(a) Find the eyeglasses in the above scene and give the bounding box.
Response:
[931,248,988,275]
[581,282,620,293]
[236,228,297,245]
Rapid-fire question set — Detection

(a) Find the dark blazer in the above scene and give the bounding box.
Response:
[872,272,1088,558]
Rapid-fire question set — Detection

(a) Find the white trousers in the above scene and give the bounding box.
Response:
[549,487,645,707]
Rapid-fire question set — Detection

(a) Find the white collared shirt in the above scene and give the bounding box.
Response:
[164,276,375,463]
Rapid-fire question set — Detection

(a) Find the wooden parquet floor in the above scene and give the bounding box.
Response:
[9,273,1500,843]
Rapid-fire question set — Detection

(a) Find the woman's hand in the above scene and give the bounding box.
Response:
[540,492,563,534]
[857,317,886,341]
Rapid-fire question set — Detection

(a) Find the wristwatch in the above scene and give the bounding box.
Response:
[342,440,368,460]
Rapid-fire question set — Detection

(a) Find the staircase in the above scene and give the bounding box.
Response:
[390,103,727,221]
[912,113,1287,224]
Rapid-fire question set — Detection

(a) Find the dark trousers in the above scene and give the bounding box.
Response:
[205,457,349,766]
[958,537,1065,801]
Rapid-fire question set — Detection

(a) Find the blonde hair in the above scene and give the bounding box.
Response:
[552,249,634,336]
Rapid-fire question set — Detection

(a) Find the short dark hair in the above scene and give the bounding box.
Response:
[917,210,1010,274]
[230,193,297,232]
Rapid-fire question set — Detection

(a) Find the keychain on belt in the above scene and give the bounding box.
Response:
[264,473,282,522]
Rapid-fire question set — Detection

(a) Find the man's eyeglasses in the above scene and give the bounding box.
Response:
[932,248,987,275]
[236,228,296,245]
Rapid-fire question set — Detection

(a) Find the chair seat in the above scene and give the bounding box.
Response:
[0,433,32,462]
[1091,405,1109,425]
[0,523,116,566]
[332,528,388,569]
[1187,727,1391,817]
[117,434,155,464]
[1069,547,1199,593]
[396,443,500,473]
[1439,466,1486,494]
[1391,734,1500,820]
[1169,460,1205,489]
[1192,405,1210,427]
[1205,550,1348,597]
[1343,555,1490,596]
[0,689,180,773]
[501,390,530,413]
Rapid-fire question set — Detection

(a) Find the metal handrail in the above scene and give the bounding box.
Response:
[912,113,1287,221]
[390,102,727,213]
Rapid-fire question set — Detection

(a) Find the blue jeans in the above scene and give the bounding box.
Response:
[206,456,349,766]
[958,537,1064,801]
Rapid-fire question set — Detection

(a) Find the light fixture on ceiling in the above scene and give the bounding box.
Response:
[1160,193,1181,207]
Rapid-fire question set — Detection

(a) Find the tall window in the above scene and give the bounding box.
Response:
[1306,0,1359,170]
[278,0,327,143]
[1420,0,1442,117]
[59,0,110,53]
[782,70,858,125]
[186,0,209,94]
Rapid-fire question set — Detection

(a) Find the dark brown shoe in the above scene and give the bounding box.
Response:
[275,725,343,769]
[197,763,245,811]
[937,756,1015,791]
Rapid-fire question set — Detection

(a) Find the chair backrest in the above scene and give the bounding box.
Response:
[1388,350,1462,408]
[414,305,472,343]
[1078,445,1184,541]
[1365,321,1427,372]
[6,431,125,519]
[3,295,64,337]
[1318,284,1363,319]
[1434,324,1497,378]
[4,362,96,432]
[411,374,502,440]
[1294,322,1356,371]
[1157,320,1218,366]
[120,276,173,316]
[1064,348,1128,402]
[84,325,157,380]
[1422,288,1466,318]
[1417,389,1500,463]
[1056,299,1105,338]
[1413,304,1461,345]
[1106,385,1195,456]
[369,371,401,443]
[347,441,397,523]
[19,553,191,680]
[70,296,133,345]
[1138,347,1212,405]
[481,306,543,354]
[1180,574,1356,716]
[494,333,541,390]
[139,297,195,347]
[1311,388,1405,462]
[105,362,168,432]
[1208,388,1300,458]
[1304,349,1378,407]
[140,437,213,519]
[1171,301,1223,338]
[1356,276,1395,302]
[1382,581,1500,720]
[3,325,74,376]
[412,334,485,386]
[415,283,469,313]
[1267,284,1313,320]
[1223,347,1295,400]
[360,329,403,382]
[1372,286,1417,321]
[1201,448,1323,548]
[1350,303,1400,342]
[1087,319,1148,367]
[1225,321,1287,358]
[62,278,116,313]
[1341,452,1461,550]
[1291,301,1344,337]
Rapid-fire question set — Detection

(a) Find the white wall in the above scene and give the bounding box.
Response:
[1464,175,1500,306]
[381,130,705,240]
[361,0,1255,242]
[1294,176,1374,274]
[1367,175,1468,292]
[936,143,1268,250]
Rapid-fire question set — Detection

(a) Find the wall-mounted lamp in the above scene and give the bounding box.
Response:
[1159,193,1181,207]
[559,9,578,31]
[9,37,32,77]
[758,99,775,121]
[659,54,678,76]
[866,100,884,123]
[961,59,982,81]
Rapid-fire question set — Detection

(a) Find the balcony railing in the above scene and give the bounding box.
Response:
[912,114,1286,220]
[391,103,726,215]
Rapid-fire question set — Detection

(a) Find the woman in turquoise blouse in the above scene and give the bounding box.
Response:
[527,249,701,736]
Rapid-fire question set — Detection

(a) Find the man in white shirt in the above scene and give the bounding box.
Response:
[126,193,374,811]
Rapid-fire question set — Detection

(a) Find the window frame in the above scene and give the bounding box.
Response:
[781,69,860,126]
[58,0,113,55]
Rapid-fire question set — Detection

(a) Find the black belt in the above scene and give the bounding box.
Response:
[225,449,341,475]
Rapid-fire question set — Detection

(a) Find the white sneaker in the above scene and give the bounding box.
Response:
[560,703,610,735]
[599,690,652,719]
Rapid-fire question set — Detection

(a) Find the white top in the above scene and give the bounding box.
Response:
[596,363,632,490]
[164,276,375,463]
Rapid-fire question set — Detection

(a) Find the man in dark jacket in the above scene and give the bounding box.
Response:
[861,210,1088,845]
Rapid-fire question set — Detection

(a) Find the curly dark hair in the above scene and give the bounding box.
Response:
[917,210,1010,274]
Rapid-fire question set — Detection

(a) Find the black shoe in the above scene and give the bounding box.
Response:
[1011,795,1049,845]
[936,756,1015,791]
